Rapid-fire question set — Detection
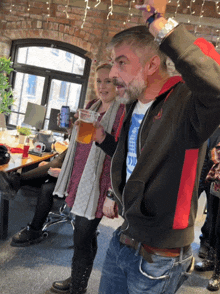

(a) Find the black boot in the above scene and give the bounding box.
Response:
[207,260,220,291]
[195,247,215,271]
[51,276,71,293]
[199,239,210,259]
[70,259,93,294]
[0,171,20,200]
[10,224,44,247]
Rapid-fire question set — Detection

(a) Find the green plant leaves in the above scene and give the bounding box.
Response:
[0,56,15,115]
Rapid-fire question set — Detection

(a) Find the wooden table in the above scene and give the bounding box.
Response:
[0,146,56,239]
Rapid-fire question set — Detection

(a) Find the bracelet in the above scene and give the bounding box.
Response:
[154,18,179,45]
[145,5,162,28]
[107,189,115,200]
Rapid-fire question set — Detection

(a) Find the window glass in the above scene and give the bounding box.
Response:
[46,79,81,118]
[17,47,85,75]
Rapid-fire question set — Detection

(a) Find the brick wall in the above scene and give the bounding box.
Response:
[0,0,219,103]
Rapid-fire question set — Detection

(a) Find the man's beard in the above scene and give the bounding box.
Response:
[114,71,147,104]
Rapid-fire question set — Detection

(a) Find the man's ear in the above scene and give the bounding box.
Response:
[144,55,161,76]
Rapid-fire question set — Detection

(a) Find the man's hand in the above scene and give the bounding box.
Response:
[38,161,48,167]
[103,198,118,219]
[135,0,167,18]
[136,0,168,37]
[47,167,61,178]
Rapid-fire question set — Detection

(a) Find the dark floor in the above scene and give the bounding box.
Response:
[0,189,219,294]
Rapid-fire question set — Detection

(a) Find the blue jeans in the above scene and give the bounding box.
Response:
[99,229,194,294]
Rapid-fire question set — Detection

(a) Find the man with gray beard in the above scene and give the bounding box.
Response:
[93,2,220,294]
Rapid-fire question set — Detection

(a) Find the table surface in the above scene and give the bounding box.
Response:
[0,133,56,172]
[0,152,56,172]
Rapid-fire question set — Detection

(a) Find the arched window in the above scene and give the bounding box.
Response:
[8,39,91,130]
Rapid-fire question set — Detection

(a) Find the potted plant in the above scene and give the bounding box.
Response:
[0,56,15,115]
[17,127,32,144]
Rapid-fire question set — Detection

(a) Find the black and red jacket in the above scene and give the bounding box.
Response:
[98,24,220,248]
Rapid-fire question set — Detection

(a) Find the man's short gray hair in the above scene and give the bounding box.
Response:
[108,25,167,71]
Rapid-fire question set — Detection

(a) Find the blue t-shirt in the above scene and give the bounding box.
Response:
[126,100,153,181]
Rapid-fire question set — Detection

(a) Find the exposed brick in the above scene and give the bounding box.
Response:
[64,25,70,34]
[42,22,48,30]
[30,14,43,20]
[59,24,64,33]
[63,34,73,44]
[69,26,75,35]
[5,15,23,21]
[49,30,59,40]
[58,32,64,41]
[71,7,84,15]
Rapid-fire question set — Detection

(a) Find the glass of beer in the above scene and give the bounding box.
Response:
[76,109,100,144]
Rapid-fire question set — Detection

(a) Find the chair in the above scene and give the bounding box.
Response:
[42,202,75,233]
[42,200,100,238]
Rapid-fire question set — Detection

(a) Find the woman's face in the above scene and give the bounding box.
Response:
[95,68,116,103]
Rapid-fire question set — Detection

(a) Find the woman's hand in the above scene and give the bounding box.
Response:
[103,198,118,219]
[92,121,106,144]
[48,167,61,178]
[38,161,48,167]
[57,112,74,136]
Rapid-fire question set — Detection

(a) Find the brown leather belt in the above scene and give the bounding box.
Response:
[119,233,190,264]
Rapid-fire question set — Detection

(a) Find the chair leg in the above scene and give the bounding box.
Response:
[42,212,68,231]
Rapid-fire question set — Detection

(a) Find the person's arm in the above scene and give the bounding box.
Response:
[137,1,220,144]
[95,132,118,158]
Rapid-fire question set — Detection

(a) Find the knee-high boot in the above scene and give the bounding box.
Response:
[70,258,93,294]
[51,235,98,294]
[208,257,220,291]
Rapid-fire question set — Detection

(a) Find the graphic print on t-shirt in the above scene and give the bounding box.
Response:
[126,101,153,181]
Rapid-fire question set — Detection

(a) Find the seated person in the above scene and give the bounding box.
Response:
[1,149,67,246]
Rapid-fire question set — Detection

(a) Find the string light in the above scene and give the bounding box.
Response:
[27,1,30,12]
[197,0,206,28]
[94,0,101,8]
[187,0,196,23]
[123,0,135,25]
[107,0,113,20]
[9,0,14,12]
[63,0,69,18]
[46,0,51,17]
[216,1,220,15]
[216,29,220,49]
[81,0,90,28]
[174,0,181,18]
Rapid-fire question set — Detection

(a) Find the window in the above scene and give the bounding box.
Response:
[51,49,59,56]
[59,81,67,101]
[26,75,37,96]
[66,52,72,62]
[9,39,91,131]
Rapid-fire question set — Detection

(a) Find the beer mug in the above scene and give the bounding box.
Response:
[76,109,100,144]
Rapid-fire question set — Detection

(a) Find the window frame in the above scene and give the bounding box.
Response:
[8,38,91,129]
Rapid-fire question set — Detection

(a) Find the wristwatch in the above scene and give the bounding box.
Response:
[107,189,115,200]
[154,18,179,45]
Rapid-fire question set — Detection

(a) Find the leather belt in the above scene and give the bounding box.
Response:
[119,233,190,264]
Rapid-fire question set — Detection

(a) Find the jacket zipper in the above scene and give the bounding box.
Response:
[122,107,152,233]
[110,142,123,208]
[112,105,153,233]
[110,134,129,231]
[138,107,151,155]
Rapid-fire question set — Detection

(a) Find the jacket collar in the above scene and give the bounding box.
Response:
[158,76,183,96]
